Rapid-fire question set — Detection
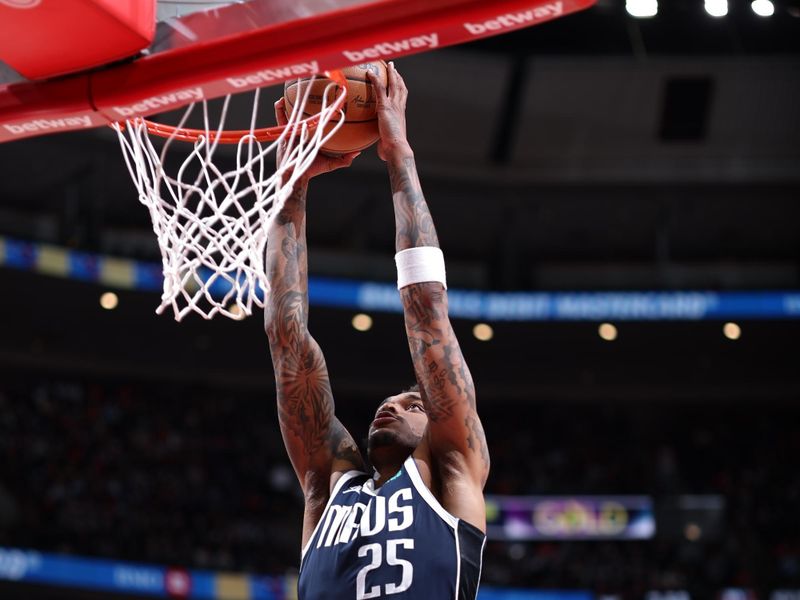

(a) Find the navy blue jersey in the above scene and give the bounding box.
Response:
[298,456,485,600]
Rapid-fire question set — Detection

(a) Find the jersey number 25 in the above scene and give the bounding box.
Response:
[356,539,414,599]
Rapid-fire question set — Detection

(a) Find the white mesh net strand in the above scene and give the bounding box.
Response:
[113,78,345,321]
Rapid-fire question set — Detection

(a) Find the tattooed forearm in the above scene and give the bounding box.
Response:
[465,414,490,484]
[265,181,362,475]
[266,181,328,458]
[273,333,333,456]
[400,284,476,423]
[389,156,439,250]
[389,152,488,483]
[390,155,476,422]
[269,184,309,322]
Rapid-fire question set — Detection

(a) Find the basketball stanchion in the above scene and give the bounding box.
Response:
[113,71,348,321]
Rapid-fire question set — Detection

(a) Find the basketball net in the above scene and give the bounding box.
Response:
[113,75,347,321]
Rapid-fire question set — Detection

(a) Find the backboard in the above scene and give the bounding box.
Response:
[0,0,595,143]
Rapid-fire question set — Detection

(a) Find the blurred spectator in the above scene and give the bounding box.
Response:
[0,373,798,597]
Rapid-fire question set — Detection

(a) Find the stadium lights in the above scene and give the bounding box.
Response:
[685,523,702,541]
[705,0,729,17]
[723,322,742,340]
[473,323,494,342]
[751,0,775,16]
[351,313,373,332]
[626,0,658,17]
[598,323,618,341]
[99,291,118,310]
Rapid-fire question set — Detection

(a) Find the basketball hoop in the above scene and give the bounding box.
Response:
[113,71,348,321]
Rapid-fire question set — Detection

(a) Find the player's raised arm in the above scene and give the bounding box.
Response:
[264,100,364,513]
[368,65,490,492]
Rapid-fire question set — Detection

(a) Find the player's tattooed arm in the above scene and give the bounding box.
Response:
[371,64,489,487]
[399,278,489,488]
[264,178,364,495]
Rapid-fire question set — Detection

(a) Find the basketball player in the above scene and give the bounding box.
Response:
[264,63,489,600]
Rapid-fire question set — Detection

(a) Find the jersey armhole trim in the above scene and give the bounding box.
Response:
[454,520,486,600]
[454,521,462,600]
[300,469,365,562]
[474,532,487,600]
[403,456,459,529]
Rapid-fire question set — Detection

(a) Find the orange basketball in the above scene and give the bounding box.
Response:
[283,61,388,156]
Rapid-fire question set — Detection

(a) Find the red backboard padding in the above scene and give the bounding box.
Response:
[0,0,155,80]
[0,0,595,143]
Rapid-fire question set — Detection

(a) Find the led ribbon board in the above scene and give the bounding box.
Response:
[485,495,656,541]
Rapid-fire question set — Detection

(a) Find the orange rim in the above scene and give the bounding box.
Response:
[116,70,348,144]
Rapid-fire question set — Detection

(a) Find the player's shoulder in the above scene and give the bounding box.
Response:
[413,448,487,533]
[329,466,369,496]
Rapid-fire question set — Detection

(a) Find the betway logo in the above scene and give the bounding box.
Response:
[343,33,438,62]
[112,87,203,117]
[464,1,564,35]
[3,115,92,135]
[228,61,320,87]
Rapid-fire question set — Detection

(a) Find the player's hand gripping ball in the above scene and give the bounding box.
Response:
[283,61,389,156]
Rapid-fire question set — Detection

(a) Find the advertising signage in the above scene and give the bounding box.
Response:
[486,495,656,541]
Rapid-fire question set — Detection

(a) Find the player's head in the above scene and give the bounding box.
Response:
[367,384,427,464]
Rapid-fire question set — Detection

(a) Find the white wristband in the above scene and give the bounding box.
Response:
[395,247,447,290]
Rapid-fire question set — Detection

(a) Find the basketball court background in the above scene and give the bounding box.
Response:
[1,0,799,599]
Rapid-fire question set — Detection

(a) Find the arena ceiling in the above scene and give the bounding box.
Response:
[0,1,798,398]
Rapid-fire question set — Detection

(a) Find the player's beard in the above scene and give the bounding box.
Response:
[368,429,400,451]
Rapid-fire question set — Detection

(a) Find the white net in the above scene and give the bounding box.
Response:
[113,77,346,321]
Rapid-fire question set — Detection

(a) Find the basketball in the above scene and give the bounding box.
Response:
[283,61,388,156]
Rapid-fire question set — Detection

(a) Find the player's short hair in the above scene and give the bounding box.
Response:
[375,384,420,411]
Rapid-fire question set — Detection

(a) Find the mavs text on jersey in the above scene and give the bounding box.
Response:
[298,456,486,600]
